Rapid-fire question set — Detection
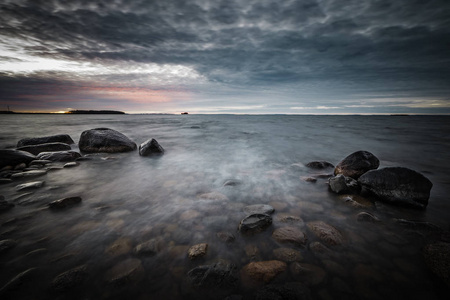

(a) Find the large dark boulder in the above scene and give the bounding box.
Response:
[358,167,432,209]
[79,128,136,153]
[37,151,81,162]
[139,139,164,156]
[334,151,379,179]
[187,261,239,289]
[0,150,36,169]
[328,174,360,194]
[17,134,74,147]
[17,142,71,155]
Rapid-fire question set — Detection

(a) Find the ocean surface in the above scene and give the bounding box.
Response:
[0,114,449,299]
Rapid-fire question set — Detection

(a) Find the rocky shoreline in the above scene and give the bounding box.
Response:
[1,128,449,299]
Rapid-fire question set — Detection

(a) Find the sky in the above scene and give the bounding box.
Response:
[0,0,449,114]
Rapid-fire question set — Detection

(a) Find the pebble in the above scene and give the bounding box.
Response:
[241,260,287,285]
[307,221,344,246]
[273,247,303,262]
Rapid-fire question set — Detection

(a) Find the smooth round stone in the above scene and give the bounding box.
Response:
[50,265,88,291]
[11,170,47,179]
[15,181,45,191]
[307,221,344,246]
[272,226,307,246]
[243,204,274,216]
[63,162,79,168]
[273,247,303,262]
[241,260,287,285]
[239,214,272,235]
[134,238,163,255]
[105,237,133,257]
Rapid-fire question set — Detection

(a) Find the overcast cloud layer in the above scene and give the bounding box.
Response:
[0,0,449,113]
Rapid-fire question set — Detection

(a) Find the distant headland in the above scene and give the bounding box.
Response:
[66,110,125,114]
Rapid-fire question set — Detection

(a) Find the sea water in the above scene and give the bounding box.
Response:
[0,114,449,299]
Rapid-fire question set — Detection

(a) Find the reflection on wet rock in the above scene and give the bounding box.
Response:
[239,214,272,235]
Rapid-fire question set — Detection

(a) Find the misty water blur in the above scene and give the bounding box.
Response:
[0,114,449,299]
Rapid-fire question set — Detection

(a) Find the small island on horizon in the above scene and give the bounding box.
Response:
[66,110,125,114]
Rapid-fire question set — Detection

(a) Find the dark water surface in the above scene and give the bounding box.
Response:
[1,114,449,299]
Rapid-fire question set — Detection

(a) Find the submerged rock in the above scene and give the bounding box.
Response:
[273,247,303,262]
[243,204,275,216]
[79,128,137,153]
[216,232,235,243]
[188,243,208,260]
[241,260,287,285]
[187,261,239,289]
[48,197,82,209]
[290,263,326,286]
[105,258,144,286]
[0,150,36,169]
[307,221,344,246]
[306,161,334,170]
[254,282,312,300]
[239,214,272,235]
[356,212,380,223]
[134,238,163,255]
[37,151,81,162]
[272,226,307,246]
[0,199,14,212]
[334,150,379,179]
[329,175,360,194]
[50,265,88,291]
[17,134,74,147]
[358,167,433,209]
[139,138,164,156]
[16,142,71,155]
[423,242,450,287]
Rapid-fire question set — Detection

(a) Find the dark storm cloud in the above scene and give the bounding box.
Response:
[1,0,450,112]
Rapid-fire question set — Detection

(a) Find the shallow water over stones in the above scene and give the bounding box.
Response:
[0,114,450,299]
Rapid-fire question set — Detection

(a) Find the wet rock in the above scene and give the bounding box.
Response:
[254,282,312,300]
[0,239,17,254]
[36,151,81,162]
[273,247,303,262]
[105,258,144,286]
[339,194,374,208]
[241,260,287,285]
[307,221,344,246]
[17,134,74,147]
[334,150,379,179]
[134,238,163,255]
[243,204,274,215]
[290,263,327,286]
[48,197,82,209]
[15,181,44,191]
[306,161,334,169]
[239,214,272,235]
[223,179,243,187]
[29,160,51,166]
[358,167,433,209]
[0,199,14,212]
[309,241,334,258]
[0,268,37,294]
[300,176,317,183]
[272,226,307,246]
[188,243,208,260]
[216,231,235,243]
[245,244,261,261]
[139,138,164,156]
[356,212,380,222]
[0,150,36,169]
[79,128,137,153]
[106,237,133,257]
[423,242,450,287]
[329,175,360,194]
[50,265,88,291]
[63,162,79,168]
[14,163,26,170]
[11,170,47,179]
[16,142,71,155]
[188,261,239,289]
